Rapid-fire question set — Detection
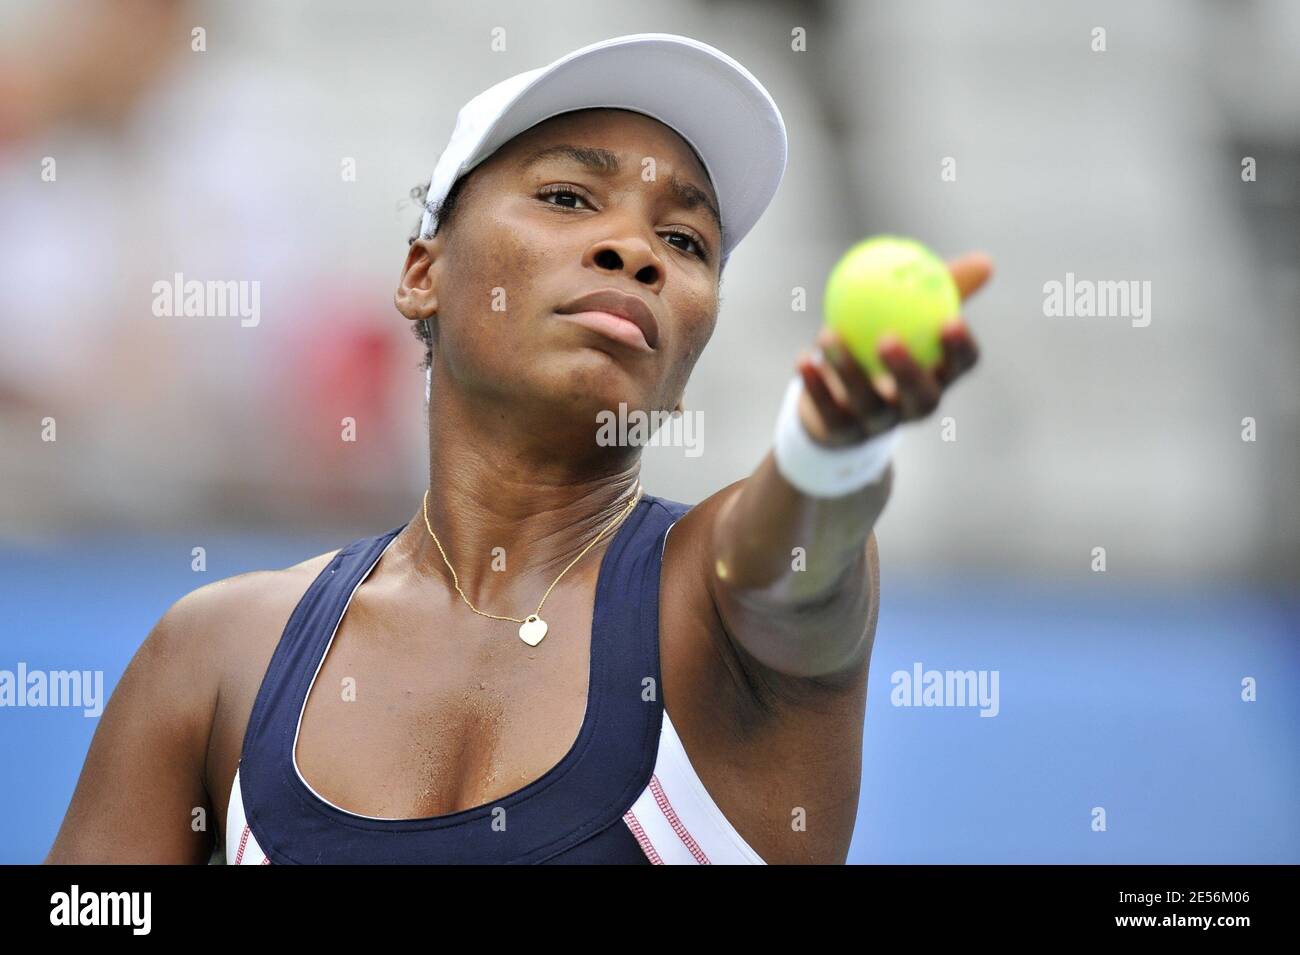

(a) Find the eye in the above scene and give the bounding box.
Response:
[663,229,709,262]
[538,185,710,262]
[537,184,591,209]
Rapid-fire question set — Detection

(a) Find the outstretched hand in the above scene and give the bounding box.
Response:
[794,252,993,446]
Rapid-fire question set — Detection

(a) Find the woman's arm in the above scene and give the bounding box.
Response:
[44,589,222,864]
[707,253,992,684]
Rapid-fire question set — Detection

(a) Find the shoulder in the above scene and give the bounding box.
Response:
[157,547,348,800]
[138,546,346,712]
[44,544,353,863]
[646,484,733,561]
[161,547,342,634]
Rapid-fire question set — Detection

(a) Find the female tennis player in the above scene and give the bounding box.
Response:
[45,33,989,864]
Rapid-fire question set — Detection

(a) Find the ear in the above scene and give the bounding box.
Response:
[673,395,684,414]
[394,237,440,321]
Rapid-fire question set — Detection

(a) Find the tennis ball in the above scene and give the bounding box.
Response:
[823,235,959,379]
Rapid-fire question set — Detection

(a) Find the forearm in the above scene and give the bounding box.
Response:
[712,448,892,612]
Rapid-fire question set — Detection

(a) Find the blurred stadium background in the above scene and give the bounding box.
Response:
[1,0,1296,863]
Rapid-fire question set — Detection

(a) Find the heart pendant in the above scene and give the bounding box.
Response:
[519,615,548,647]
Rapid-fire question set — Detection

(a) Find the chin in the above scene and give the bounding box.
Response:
[549,351,649,417]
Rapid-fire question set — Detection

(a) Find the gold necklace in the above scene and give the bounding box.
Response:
[421,482,644,646]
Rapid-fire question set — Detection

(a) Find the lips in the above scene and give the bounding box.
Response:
[555,288,659,350]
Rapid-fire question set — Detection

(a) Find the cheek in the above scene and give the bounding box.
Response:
[481,214,553,298]
[442,219,552,358]
[672,289,719,369]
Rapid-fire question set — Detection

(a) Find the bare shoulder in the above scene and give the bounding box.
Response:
[144,547,343,695]
[144,545,345,757]
[175,546,345,744]
[152,546,345,758]
[177,547,346,845]
[44,545,343,863]
[172,547,342,655]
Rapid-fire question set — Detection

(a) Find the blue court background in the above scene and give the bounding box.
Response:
[2,533,1297,864]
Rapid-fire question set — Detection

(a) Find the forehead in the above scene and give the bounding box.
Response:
[506,108,710,176]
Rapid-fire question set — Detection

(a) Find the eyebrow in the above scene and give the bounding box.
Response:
[518,143,724,242]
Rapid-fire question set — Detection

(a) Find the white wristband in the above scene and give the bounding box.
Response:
[772,375,900,497]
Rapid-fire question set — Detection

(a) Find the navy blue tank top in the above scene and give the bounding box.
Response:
[237,492,691,864]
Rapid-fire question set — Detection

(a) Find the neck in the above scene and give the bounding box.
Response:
[395,374,644,611]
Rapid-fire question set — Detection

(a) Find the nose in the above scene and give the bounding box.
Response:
[583,233,666,292]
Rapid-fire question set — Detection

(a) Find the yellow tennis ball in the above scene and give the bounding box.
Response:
[823,235,960,379]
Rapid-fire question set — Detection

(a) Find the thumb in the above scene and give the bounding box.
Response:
[948,252,994,301]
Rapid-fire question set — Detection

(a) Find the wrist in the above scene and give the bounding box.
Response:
[772,375,900,498]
